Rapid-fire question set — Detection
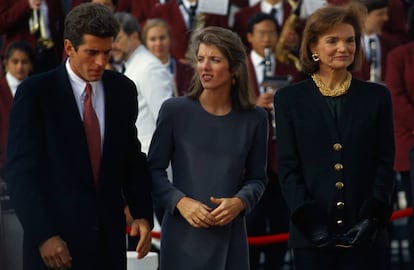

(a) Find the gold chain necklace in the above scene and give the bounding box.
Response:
[311,72,352,97]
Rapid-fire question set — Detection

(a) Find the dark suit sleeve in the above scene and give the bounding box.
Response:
[5,78,57,246]
[121,80,154,227]
[359,86,395,227]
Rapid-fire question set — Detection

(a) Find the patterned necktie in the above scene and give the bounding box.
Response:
[188,4,197,30]
[83,83,101,185]
[270,8,279,27]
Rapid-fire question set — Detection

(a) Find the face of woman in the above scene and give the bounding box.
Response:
[5,50,33,81]
[145,25,171,62]
[197,43,232,93]
[311,23,356,72]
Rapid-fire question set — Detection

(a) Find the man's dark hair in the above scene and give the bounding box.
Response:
[246,12,280,34]
[114,12,141,36]
[64,3,120,50]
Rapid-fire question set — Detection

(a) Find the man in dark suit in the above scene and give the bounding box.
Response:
[5,3,153,270]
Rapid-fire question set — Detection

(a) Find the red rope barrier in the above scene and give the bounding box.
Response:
[127,207,414,246]
[390,207,413,221]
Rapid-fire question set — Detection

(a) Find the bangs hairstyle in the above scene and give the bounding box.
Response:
[186,26,255,110]
[300,3,366,75]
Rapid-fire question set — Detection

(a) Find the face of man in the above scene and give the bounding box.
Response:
[365,7,389,34]
[65,34,112,82]
[111,29,137,63]
[247,19,278,57]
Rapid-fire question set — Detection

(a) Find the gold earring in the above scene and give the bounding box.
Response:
[232,76,236,86]
[312,53,320,62]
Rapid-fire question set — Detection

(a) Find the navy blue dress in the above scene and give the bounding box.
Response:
[148,96,268,270]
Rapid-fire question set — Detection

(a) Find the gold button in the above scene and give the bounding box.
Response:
[335,181,344,190]
[334,163,343,171]
[337,219,344,226]
[336,201,345,209]
[333,143,342,151]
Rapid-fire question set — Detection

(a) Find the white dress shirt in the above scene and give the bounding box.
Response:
[66,59,105,149]
[5,73,21,97]
[124,45,174,154]
[261,0,283,26]
[250,50,275,94]
[363,34,382,81]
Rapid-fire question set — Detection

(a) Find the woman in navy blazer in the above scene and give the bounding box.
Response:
[274,3,394,269]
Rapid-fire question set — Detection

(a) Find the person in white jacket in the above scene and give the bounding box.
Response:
[112,12,174,154]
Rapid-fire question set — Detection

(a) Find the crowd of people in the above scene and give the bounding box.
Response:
[1,0,414,270]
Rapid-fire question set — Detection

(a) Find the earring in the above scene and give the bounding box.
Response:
[312,53,320,62]
[232,76,236,86]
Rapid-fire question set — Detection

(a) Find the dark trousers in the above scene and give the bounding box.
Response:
[246,170,289,270]
[293,247,389,270]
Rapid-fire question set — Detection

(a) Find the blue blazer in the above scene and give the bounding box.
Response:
[274,78,395,248]
[6,64,153,270]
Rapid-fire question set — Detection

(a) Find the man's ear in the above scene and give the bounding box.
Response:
[64,39,75,58]
[246,32,253,45]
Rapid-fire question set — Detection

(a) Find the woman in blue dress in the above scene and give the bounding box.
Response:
[148,26,268,270]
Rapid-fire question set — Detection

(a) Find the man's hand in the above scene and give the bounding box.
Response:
[256,93,274,110]
[210,197,245,226]
[176,197,216,228]
[39,236,72,269]
[129,218,152,259]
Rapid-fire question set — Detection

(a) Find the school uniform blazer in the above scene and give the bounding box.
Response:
[352,34,398,82]
[5,64,153,270]
[0,77,13,172]
[174,59,194,96]
[149,1,228,61]
[274,78,395,248]
[385,42,414,171]
[131,0,160,27]
[0,0,65,63]
[247,55,306,174]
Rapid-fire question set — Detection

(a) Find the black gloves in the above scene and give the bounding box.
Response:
[291,203,332,247]
[308,224,331,247]
[340,219,377,247]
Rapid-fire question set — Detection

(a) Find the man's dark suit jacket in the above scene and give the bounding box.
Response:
[274,78,395,248]
[5,64,153,270]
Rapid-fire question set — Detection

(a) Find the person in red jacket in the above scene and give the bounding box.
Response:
[0,0,65,73]
[0,40,35,270]
[386,4,414,267]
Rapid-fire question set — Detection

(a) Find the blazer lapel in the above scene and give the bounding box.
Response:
[54,65,96,187]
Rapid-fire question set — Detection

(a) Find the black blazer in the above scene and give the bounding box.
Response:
[274,78,395,248]
[5,64,153,270]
